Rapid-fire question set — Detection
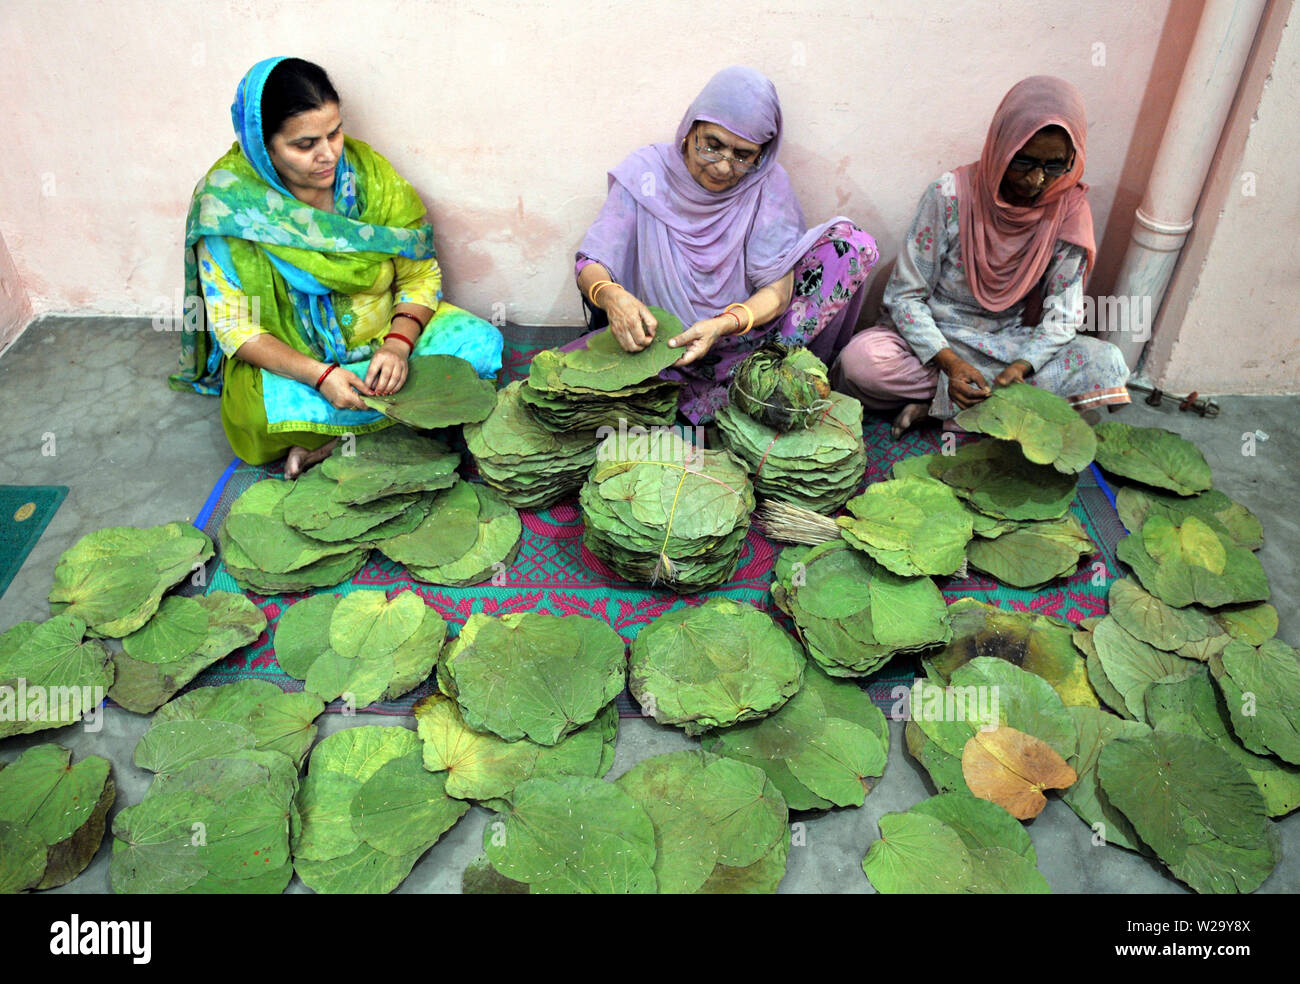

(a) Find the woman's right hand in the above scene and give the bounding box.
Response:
[935,350,991,409]
[318,367,375,410]
[603,288,659,352]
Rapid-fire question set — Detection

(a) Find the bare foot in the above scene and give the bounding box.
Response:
[284,438,340,480]
[891,402,932,440]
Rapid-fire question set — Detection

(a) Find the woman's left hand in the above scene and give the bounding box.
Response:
[668,317,730,367]
[366,341,410,395]
[993,360,1032,387]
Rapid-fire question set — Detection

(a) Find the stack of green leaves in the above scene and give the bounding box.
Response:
[1117,513,1268,610]
[468,752,791,894]
[716,391,866,514]
[772,540,951,677]
[0,744,115,892]
[518,307,684,432]
[1118,485,1262,551]
[903,440,1078,521]
[1097,730,1280,893]
[835,477,973,576]
[1093,421,1213,494]
[220,480,370,594]
[318,428,460,505]
[628,598,804,735]
[48,522,214,637]
[360,354,497,430]
[273,589,447,709]
[862,792,1050,893]
[0,616,113,738]
[953,382,1097,474]
[111,680,322,893]
[727,342,833,432]
[292,725,468,894]
[109,591,266,714]
[415,694,618,805]
[579,430,755,592]
[893,441,1093,586]
[464,381,601,509]
[923,598,1098,708]
[373,481,522,587]
[904,656,1079,818]
[437,612,626,746]
[704,662,889,809]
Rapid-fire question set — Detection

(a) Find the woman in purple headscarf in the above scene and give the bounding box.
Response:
[574,66,878,424]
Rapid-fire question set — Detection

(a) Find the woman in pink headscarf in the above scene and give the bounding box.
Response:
[575,66,878,424]
[833,76,1130,437]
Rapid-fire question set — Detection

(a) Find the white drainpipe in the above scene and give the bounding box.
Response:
[1107,0,1269,369]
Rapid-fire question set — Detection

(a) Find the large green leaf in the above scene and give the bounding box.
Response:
[402,483,521,588]
[863,800,1050,894]
[1117,515,1269,610]
[222,481,358,575]
[836,477,973,576]
[1214,640,1300,765]
[1098,731,1279,893]
[1145,668,1300,818]
[1117,486,1262,550]
[1093,421,1213,495]
[0,744,115,889]
[282,467,419,543]
[152,679,323,769]
[774,540,951,678]
[318,428,460,505]
[48,522,214,637]
[966,514,1094,588]
[361,354,496,429]
[1061,706,1151,852]
[0,615,113,738]
[1092,616,1201,722]
[484,775,658,894]
[440,612,626,746]
[954,382,1096,474]
[629,598,803,734]
[110,591,266,714]
[926,439,1077,521]
[414,694,615,801]
[922,598,1097,708]
[292,725,460,894]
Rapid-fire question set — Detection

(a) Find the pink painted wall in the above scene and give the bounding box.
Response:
[0,0,1198,332]
[0,228,33,353]
[1146,0,1299,393]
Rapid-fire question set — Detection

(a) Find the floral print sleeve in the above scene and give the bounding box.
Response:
[195,238,265,357]
[883,179,951,365]
[1018,242,1087,373]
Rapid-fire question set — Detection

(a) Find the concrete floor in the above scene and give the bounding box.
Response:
[1,316,1297,894]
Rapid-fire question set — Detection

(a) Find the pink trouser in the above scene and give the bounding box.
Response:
[830,324,938,411]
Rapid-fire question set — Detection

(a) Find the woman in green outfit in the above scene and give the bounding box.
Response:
[171,57,503,475]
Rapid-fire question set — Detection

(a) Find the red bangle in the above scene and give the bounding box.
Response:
[386,332,415,351]
[392,312,424,332]
[314,364,338,391]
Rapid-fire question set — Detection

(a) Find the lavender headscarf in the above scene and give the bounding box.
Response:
[579,66,851,326]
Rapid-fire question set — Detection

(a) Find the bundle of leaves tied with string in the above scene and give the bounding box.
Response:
[728,342,833,432]
[579,429,755,593]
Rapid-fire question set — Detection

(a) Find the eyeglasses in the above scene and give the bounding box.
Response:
[694,138,761,174]
[1007,153,1074,177]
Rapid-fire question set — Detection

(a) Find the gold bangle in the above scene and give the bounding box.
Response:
[587,279,617,306]
[724,303,755,336]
